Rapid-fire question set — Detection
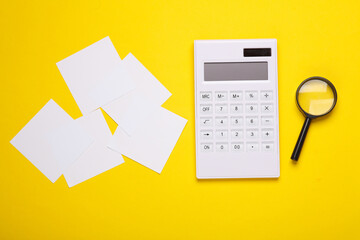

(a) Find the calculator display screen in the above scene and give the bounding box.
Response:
[204,62,268,81]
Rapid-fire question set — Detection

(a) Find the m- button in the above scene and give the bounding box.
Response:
[215,91,227,101]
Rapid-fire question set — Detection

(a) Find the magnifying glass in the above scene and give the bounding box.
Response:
[291,76,337,161]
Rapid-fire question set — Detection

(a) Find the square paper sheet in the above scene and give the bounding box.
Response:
[102,53,171,136]
[108,106,187,173]
[64,110,125,187]
[56,37,135,115]
[10,100,93,183]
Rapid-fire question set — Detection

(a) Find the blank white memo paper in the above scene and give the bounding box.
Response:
[102,53,172,136]
[64,110,125,187]
[10,100,93,183]
[56,37,135,115]
[108,106,187,173]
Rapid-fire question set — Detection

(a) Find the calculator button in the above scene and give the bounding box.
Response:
[216,143,228,152]
[200,92,212,101]
[231,142,244,152]
[230,104,243,114]
[215,104,228,114]
[201,143,213,152]
[245,104,258,113]
[200,104,212,115]
[245,91,258,100]
[231,130,243,139]
[246,116,258,126]
[200,130,213,140]
[262,142,274,152]
[215,117,228,127]
[261,103,273,113]
[261,116,273,126]
[247,142,259,152]
[200,117,213,127]
[215,130,228,139]
[260,91,273,100]
[261,129,274,139]
[215,91,227,101]
[230,91,242,101]
[231,117,243,126]
[246,129,259,139]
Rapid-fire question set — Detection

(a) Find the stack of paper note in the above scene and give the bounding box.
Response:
[10,37,187,187]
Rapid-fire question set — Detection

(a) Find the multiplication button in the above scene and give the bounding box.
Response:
[200,104,212,115]
[216,143,228,152]
[230,91,242,101]
[200,91,212,101]
[231,142,244,152]
[215,91,227,101]
[261,103,273,113]
[201,143,213,152]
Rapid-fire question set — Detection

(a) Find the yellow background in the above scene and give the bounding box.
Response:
[1,0,359,239]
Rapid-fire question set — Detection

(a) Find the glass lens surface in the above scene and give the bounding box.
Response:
[298,80,335,116]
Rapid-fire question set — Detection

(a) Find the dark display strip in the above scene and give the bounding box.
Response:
[204,62,268,81]
[244,48,271,57]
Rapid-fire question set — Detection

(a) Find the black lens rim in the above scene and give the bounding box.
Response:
[295,76,337,119]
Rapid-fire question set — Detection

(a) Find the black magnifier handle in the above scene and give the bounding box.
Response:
[291,117,312,161]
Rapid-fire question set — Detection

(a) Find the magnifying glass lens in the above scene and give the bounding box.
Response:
[298,80,335,116]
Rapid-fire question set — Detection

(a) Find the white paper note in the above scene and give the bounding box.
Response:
[64,110,125,187]
[56,37,135,115]
[103,53,171,135]
[10,100,93,183]
[108,106,187,173]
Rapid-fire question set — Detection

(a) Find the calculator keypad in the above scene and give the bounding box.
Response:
[198,90,275,153]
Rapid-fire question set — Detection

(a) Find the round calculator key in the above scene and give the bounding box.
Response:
[246,116,258,126]
[245,104,258,113]
[262,142,274,152]
[216,143,228,152]
[200,117,213,127]
[215,104,228,114]
[215,117,228,126]
[201,143,213,152]
[215,130,228,139]
[215,91,227,101]
[231,130,243,139]
[230,104,243,114]
[230,91,243,101]
[246,129,259,139]
[231,117,243,126]
[247,142,259,152]
[231,142,244,152]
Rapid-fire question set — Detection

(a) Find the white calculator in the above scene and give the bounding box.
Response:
[194,39,279,179]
